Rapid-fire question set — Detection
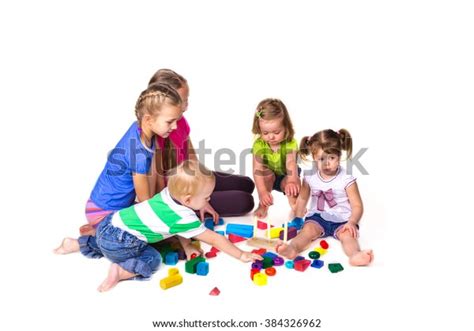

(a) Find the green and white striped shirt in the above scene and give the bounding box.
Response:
[111,187,206,243]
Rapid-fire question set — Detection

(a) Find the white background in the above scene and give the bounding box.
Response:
[0,1,473,330]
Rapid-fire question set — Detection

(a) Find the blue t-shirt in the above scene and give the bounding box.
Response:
[90,122,155,210]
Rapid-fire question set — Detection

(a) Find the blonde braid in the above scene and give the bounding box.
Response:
[134,83,181,126]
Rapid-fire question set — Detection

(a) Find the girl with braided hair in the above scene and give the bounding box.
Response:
[79,83,183,236]
[276,129,374,266]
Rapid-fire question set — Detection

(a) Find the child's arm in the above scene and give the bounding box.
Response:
[133,174,152,202]
[194,230,263,262]
[177,236,203,259]
[294,180,311,218]
[341,182,364,237]
[253,155,273,206]
[284,150,301,196]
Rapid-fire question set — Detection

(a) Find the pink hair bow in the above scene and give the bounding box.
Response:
[314,189,337,211]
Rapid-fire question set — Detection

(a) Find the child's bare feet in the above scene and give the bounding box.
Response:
[79,224,96,236]
[254,203,269,219]
[276,242,298,260]
[97,263,136,292]
[349,250,373,266]
[53,238,80,254]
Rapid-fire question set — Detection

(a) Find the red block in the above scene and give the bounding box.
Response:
[190,253,197,259]
[210,246,220,253]
[257,220,269,229]
[228,233,246,243]
[251,248,267,255]
[205,251,217,258]
[250,268,260,280]
[257,220,274,229]
[209,287,220,296]
[265,267,277,276]
[294,259,311,272]
[320,240,329,249]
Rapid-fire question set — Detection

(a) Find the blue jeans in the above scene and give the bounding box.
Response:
[78,215,161,279]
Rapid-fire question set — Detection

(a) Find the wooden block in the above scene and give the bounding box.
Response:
[246,237,279,250]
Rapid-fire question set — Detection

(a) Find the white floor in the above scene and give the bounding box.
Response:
[39,189,386,331]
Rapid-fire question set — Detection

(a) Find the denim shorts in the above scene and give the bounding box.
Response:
[304,213,359,239]
[273,167,302,193]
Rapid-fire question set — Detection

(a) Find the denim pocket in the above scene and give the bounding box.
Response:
[97,223,147,262]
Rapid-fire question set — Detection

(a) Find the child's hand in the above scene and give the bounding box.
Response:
[183,243,203,260]
[259,192,273,207]
[239,252,264,263]
[199,202,220,223]
[284,182,300,197]
[340,222,359,238]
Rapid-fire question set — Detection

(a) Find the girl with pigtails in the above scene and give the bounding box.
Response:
[277,129,374,266]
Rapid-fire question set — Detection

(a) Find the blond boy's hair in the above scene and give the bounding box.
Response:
[167,160,215,198]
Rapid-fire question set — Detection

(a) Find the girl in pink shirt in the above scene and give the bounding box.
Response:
[148,69,255,222]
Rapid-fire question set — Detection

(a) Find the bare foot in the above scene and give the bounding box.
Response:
[254,203,269,219]
[276,242,298,259]
[349,250,373,266]
[53,238,80,254]
[80,224,96,236]
[97,263,136,292]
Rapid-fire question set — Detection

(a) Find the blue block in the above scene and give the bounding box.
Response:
[216,230,225,236]
[226,223,254,238]
[262,252,278,259]
[287,217,304,230]
[285,260,294,269]
[204,217,224,228]
[311,260,324,269]
[204,218,215,230]
[196,262,209,276]
[165,252,178,265]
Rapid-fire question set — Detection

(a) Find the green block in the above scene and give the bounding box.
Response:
[185,256,205,274]
[328,263,344,273]
[262,257,274,269]
[309,251,321,259]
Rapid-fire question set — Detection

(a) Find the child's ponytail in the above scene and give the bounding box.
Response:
[299,136,312,161]
[338,128,353,159]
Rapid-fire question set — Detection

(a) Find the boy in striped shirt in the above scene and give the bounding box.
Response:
[54,160,262,292]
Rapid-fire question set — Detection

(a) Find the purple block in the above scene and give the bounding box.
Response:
[294,256,305,262]
[279,227,297,240]
[177,249,186,260]
[251,260,263,270]
[273,256,284,266]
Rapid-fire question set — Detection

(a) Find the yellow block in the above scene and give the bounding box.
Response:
[266,227,284,239]
[313,247,327,255]
[168,268,179,276]
[253,273,268,286]
[160,274,183,290]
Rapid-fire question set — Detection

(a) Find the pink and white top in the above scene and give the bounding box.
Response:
[156,116,190,165]
[304,166,356,223]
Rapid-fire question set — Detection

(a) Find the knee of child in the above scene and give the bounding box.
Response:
[149,253,162,274]
[302,222,323,240]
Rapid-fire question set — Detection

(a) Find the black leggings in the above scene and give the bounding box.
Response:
[209,171,255,217]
